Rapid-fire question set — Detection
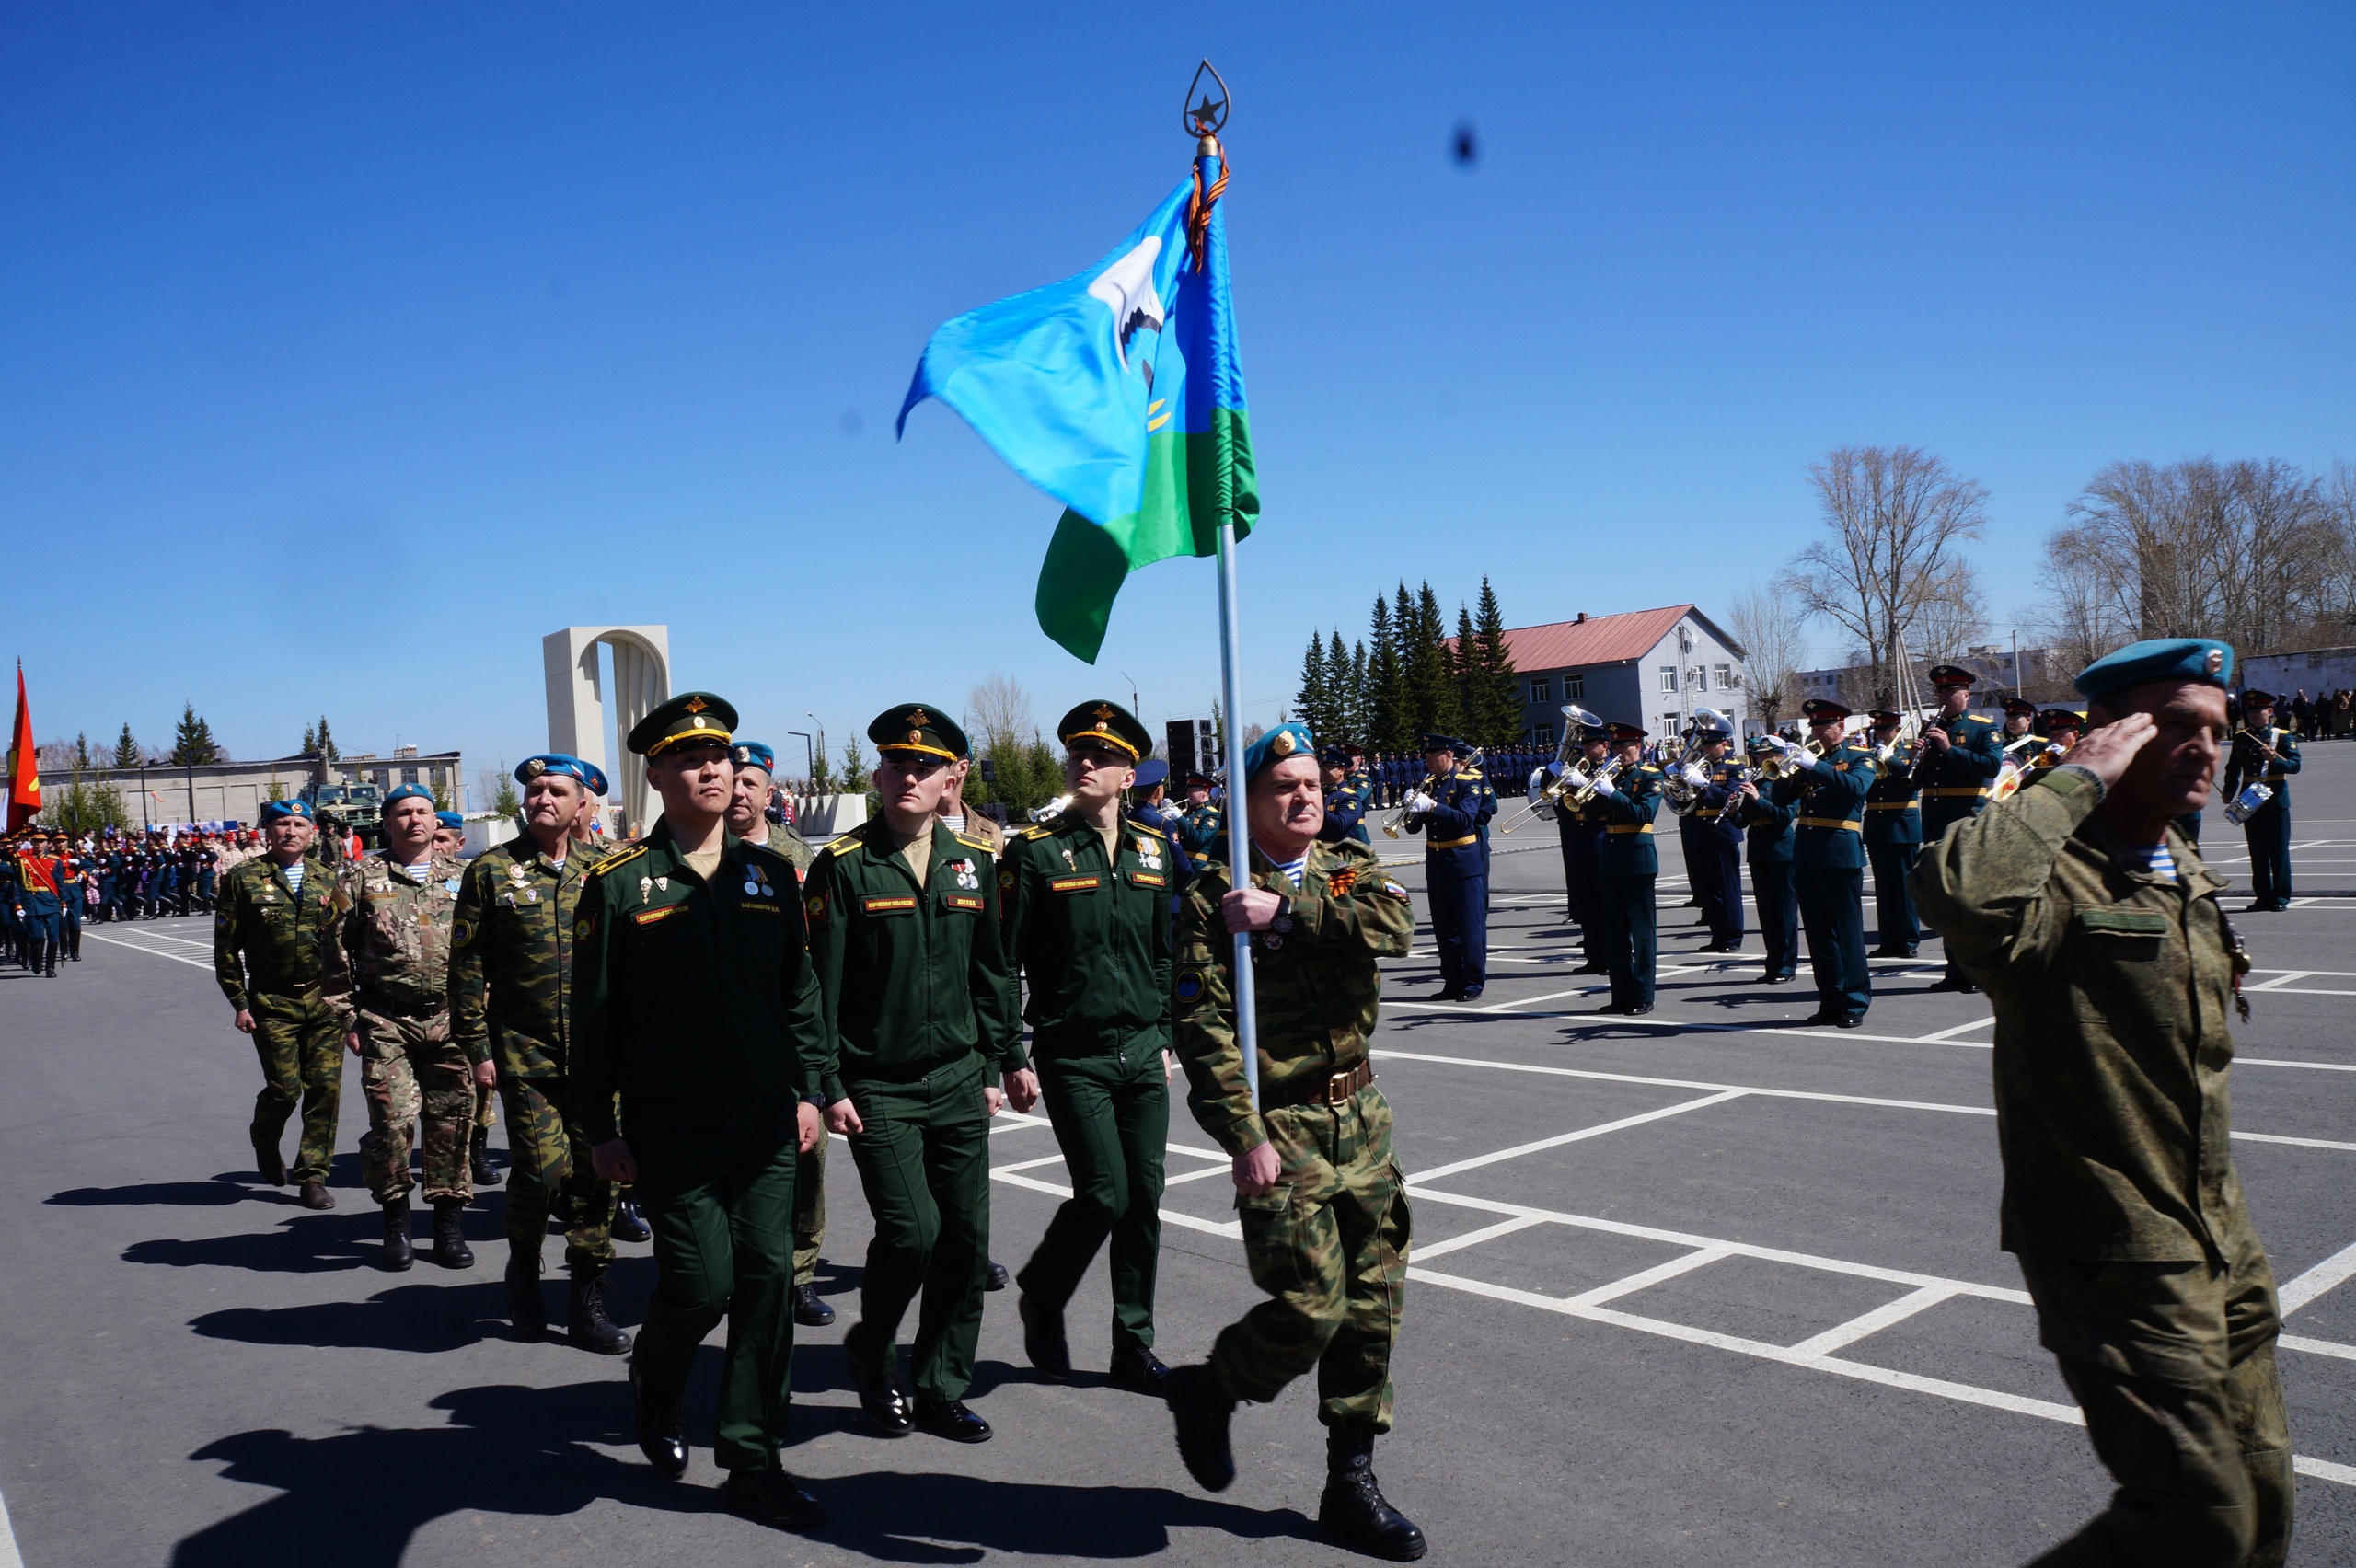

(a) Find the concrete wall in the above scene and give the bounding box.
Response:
[2240,646,2356,703]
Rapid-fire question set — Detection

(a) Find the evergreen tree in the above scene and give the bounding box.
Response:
[301,722,318,756]
[1366,595,1405,751]
[1407,582,1462,738]
[1295,631,1331,744]
[1471,576,1522,745]
[170,703,222,766]
[1350,640,1370,749]
[1326,629,1357,745]
[1453,604,1483,740]
[113,722,140,769]
[73,732,91,770]
[315,716,339,763]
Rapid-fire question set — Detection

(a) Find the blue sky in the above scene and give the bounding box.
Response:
[6,4,2350,792]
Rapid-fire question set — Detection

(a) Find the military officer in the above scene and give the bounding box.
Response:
[1004,701,1173,1394]
[1176,769,1222,886]
[1317,744,1374,846]
[1161,720,1426,1562]
[1590,722,1663,1015]
[214,801,341,1209]
[449,754,626,1353]
[1127,758,1184,843]
[2221,689,2300,913]
[1862,709,1923,959]
[1684,714,1746,954]
[55,835,86,962]
[804,704,1032,1445]
[1914,639,2290,1568]
[572,693,831,1530]
[722,741,831,1330]
[934,730,1017,1297]
[1765,699,1874,1028]
[2000,694,2038,742]
[12,831,62,977]
[1556,721,1611,968]
[1733,735,1799,983]
[1402,732,1493,1002]
[1915,665,2005,993]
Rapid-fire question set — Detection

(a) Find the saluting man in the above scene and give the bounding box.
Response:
[1162,721,1426,1561]
[1004,701,1174,1396]
[1914,665,2004,993]
[1733,735,1799,983]
[1862,708,1923,959]
[572,693,832,1530]
[803,704,1033,1445]
[1765,699,1875,1028]
[1592,722,1663,1015]
[1403,731,1494,1002]
[2221,689,2301,913]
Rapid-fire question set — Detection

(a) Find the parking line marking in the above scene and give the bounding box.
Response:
[1408,1090,1749,1183]
[1786,1285,1958,1357]
[2281,1334,2356,1363]
[988,1167,1242,1239]
[1407,1215,1546,1262]
[2233,1131,2356,1151]
[1915,1018,1995,1042]
[2245,971,2315,992]
[1565,1245,1735,1308]
[0,1483,20,1568]
[2279,1239,2356,1314]
[81,929,213,969]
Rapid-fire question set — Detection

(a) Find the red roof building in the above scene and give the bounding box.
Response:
[1498,605,1752,745]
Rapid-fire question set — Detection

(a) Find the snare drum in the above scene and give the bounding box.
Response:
[2224,782,2275,826]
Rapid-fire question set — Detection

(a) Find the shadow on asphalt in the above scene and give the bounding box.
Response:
[171,1379,1310,1567]
[49,1173,265,1207]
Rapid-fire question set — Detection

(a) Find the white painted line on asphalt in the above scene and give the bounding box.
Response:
[2244,970,2316,992]
[2279,1238,2356,1314]
[1914,1018,1995,1042]
[1406,1215,1545,1262]
[2233,1131,2356,1151]
[989,1166,1242,1239]
[81,929,212,969]
[992,1153,1069,1175]
[1408,1090,1749,1183]
[2280,1334,2356,1363]
[1564,1245,1735,1308]
[1161,1163,1241,1187]
[2238,1057,2356,1072]
[2296,1456,2356,1485]
[0,1482,21,1568]
[1785,1285,1958,1358]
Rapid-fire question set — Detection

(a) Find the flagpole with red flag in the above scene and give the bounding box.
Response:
[8,660,40,832]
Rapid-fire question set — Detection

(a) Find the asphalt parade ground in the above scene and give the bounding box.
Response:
[4,757,2354,1566]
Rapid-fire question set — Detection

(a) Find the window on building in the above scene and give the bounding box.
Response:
[1692,665,1708,692]
[1658,665,1678,694]
[1565,675,1584,701]
[1715,663,1732,690]
[1529,676,1552,703]
[1534,725,1555,749]
[402,767,419,786]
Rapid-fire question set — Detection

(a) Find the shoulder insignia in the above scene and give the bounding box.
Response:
[588,843,651,878]
[826,835,865,857]
[953,832,995,855]
[1018,824,1056,841]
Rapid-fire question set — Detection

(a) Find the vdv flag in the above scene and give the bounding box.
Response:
[897,170,1257,663]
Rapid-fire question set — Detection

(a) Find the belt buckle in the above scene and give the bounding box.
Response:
[1325,1068,1353,1105]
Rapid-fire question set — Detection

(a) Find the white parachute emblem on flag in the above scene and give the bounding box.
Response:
[1088,235,1165,381]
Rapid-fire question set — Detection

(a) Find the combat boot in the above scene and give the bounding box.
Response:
[469,1127,501,1187]
[506,1244,546,1340]
[380,1196,414,1271]
[569,1265,630,1355]
[1318,1425,1427,1561]
[1164,1363,1236,1492]
[430,1199,475,1270]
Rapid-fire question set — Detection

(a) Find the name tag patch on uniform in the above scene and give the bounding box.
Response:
[861,894,918,915]
[1050,874,1101,894]
[1130,871,1165,888]
[944,894,985,911]
[738,901,781,916]
[632,904,684,927]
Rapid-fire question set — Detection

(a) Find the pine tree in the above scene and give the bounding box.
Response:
[1408,582,1462,739]
[113,723,140,769]
[170,703,222,766]
[1472,576,1522,746]
[1366,595,1405,751]
[1326,629,1357,745]
[1295,632,1331,744]
[316,716,338,763]
[1453,604,1483,740]
[301,722,318,756]
[1350,640,1370,749]
[73,732,91,770]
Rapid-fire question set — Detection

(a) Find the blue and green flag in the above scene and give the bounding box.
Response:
[897,169,1256,662]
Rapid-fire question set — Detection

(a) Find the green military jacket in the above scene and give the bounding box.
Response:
[568,820,823,1146]
[1000,810,1172,1060]
[1173,836,1415,1158]
[802,817,1024,1106]
[213,853,338,1009]
[1911,766,2255,1262]
[324,850,466,1041]
[448,833,606,1080]
[1774,741,1875,870]
[1599,763,1664,876]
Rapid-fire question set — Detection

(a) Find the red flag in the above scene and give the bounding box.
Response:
[7,661,39,833]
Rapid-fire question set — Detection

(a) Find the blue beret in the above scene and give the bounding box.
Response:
[1132,758,1169,789]
[2073,638,2234,705]
[583,761,609,796]
[258,800,311,824]
[435,811,464,830]
[731,741,777,774]
[1243,721,1316,781]
[515,754,591,787]
[381,783,435,811]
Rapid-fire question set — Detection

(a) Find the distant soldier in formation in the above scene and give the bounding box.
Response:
[1914,665,2004,994]
[1162,720,1426,1562]
[1734,734,1799,983]
[1402,731,1493,1002]
[1862,708,1923,959]
[436,809,503,1190]
[1766,698,1874,1028]
[2000,695,2038,744]
[1316,744,1374,847]
[1591,722,1662,1015]
[2221,689,2300,913]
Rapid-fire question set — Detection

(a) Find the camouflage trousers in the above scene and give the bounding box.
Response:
[249,990,344,1186]
[497,1075,616,1269]
[473,1079,497,1132]
[793,1125,827,1287]
[353,1006,473,1205]
[1212,1083,1409,1431]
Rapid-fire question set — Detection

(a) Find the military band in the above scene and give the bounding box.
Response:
[1556,722,1611,972]
[2221,688,2301,912]
[1400,731,1494,1002]
[1913,665,2004,994]
[1764,699,1874,1028]
[1678,712,1746,954]
[1862,707,1923,959]
[1593,722,1663,1015]
[1734,736,1799,983]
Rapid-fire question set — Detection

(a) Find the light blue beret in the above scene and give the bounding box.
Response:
[732,741,777,774]
[258,800,311,824]
[1243,721,1315,781]
[435,811,464,831]
[381,783,435,812]
[2073,639,2234,705]
[515,754,591,787]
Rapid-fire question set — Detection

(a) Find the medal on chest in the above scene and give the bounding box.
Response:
[744,861,772,898]
[638,874,653,905]
[948,857,979,891]
[1133,835,1163,870]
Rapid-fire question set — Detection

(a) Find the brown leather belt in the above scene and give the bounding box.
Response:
[1268,1060,1373,1109]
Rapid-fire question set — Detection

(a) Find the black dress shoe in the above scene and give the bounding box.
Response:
[1018,1293,1071,1382]
[1165,1363,1236,1492]
[1108,1343,1170,1396]
[1925,975,1978,994]
[1458,986,1483,1002]
[791,1284,835,1327]
[1594,1003,1626,1016]
[849,1356,911,1436]
[1803,1010,1834,1025]
[253,1137,287,1187]
[1428,989,1463,1002]
[723,1463,823,1530]
[1868,947,1908,960]
[630,1362,689,1478]
[912,1398,993,1443]
[1625,1003,1654,1016]
[984,1260,1010,1292]
[1765,973,1793,985]
[380,1196,413,1272]
[1836,1014,1865,1030]
[431,1199,475,1270]
[613,1193,652,1244]
[1571,962,1610,975]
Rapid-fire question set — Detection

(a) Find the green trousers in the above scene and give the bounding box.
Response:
[842,1054,990,1402]
[248,990,343,1185]
[1017,1043,1167,1352]
[633,1116,801,1473]
[497,1075,616,1270]
[2016,1228,2292,1568]
[792,1127,827,1287]
[1214,1083,1410,1431]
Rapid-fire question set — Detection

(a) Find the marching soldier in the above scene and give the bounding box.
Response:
[449,755,626,1353]
[722,741,832,1330]
[569,757,652,1248]
[1685,715,1746,954]
[1557,721,1611,968]
[56,835,86,962]
[2221,689,2300,913]
[214,800,341,1209]
[572,693,833,1529]
[804,704,1033,1444]
[436,810,503,1190]
[1734,735,1799,983]
[328,782,482,1271]
[1402,732,1494,1002]
[1317,744,1374,846]
[1765,699,1874,1028]
[1913,638,2291,1567]
[935,732,1015,1297]
[1591,722,1662,1015]
[1914,665,2004,993]
[1863,709,1923,959]
[13,831,62,977]
[1005,701,1174,1396]
[1161,721,1426,1562]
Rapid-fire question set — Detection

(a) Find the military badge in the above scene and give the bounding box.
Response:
[1175,966,1206,1002]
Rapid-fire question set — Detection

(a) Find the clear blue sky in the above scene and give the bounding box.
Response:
[6,4,2350,790]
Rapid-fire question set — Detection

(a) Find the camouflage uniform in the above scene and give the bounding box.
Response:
[449,834,615,1267]
[327,849,473,1205]
[1912,765,2291,1567]
[1173,836,1415,1429]
[213,854,344,1183]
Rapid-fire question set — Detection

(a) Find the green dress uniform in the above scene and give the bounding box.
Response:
[2219,712,2300,911]
[1772,719,1875,1023]
[213,836,343,1188]
[1734,754,1799,981]
[803,776,1024,1410]
[1002,797,1173,1361]
[1913,720,2290,1566]
[1862,733,1923,956]
[1595,739,1663,1013]
[1915,686,2004,987]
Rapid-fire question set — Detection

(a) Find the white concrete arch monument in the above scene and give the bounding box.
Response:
[543,625,671,836]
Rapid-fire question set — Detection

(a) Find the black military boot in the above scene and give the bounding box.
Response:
[380,1196,414,1272]
[506,1245,546,1340]
[469,1127,501,1187]
[1318,1425,1427,1561]
[569,1265,630,1355]
[430,1199,475,1270]
[613,1190,652,1243]
[1108,1343,1170,1396]
[1164,1363,1236,1492]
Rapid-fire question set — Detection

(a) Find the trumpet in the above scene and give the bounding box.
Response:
[1027,794,1073,824]
[1380,744,1485,839]
[1565,754,1626,809]
[1985,735,2048,804]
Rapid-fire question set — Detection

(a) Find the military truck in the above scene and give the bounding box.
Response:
[303,781,387,857]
